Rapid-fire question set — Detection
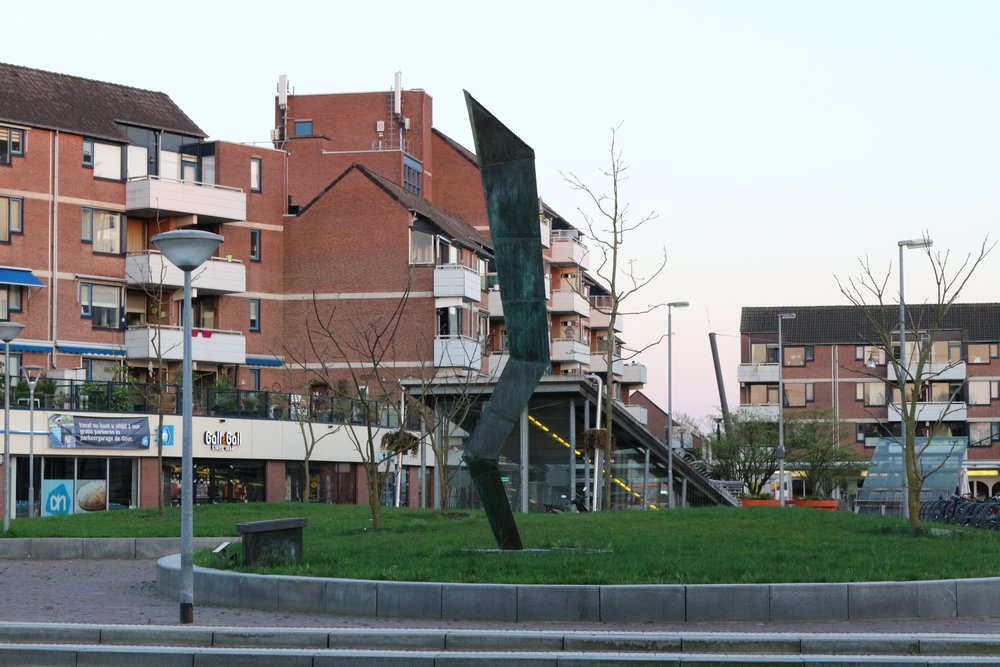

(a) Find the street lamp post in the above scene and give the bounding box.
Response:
[152,229,224,625]
[584,373,602,511]
[22,365,43,519]
[666,301,688,509]
[0,322,24,534]
[898,237,933,520]
[777,313,796,507]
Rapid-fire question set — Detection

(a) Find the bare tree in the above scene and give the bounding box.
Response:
[712,411,780,497]
[785,408,864,499]
[837,237,994,526]
[284,291,415,529]
[563,125,668,509]
[280,366,343,502]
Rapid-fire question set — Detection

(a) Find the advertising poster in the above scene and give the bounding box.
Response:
[75,480,107,512]
[48,415,150,449]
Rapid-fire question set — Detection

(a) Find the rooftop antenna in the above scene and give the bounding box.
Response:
[393,71,402,116]
[277,75,289,109]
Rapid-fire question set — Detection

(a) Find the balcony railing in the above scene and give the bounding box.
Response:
[434,264,482,302]
[886,401,968,422]
[550,232,590,269]
[125,325,246,365]
[4,379,406,428]
[738,404,779,421]
[539,216,551,249]
[487,289,503,318]
[551,289,589,316]
[624,404,648,425]
[590,353,624,376]
[621,362,647,385]
[434,335,483,369]
[737,363,780,384]
[887,361,967,382]
[126,175,246,223]
[125,250,246,294]
[588,305,624,333]
[551,338,590,364]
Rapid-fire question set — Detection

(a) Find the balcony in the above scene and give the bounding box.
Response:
[551,338,590,364]
[539,216,551,249]
[887,361,967,382]
[488,351,509,376]
[434,264,481,302]
[737,363,780,384]
[126,175,246,224]
[434,335,483,369]
[125,251,246,294]
[588,304,625,333]
[624,404,648,425]
[550,232,590,269]
[621,362,647,385]
[487,289,504,318]
[125,325,246,365]
[551,289,590,316]
[886,401,968,422]
[738,404,779,421]
[590,352,624,376]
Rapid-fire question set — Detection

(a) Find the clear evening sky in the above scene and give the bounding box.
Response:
[11,1,1000,429]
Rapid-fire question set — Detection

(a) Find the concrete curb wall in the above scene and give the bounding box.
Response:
[0,537,235,560]
[156,554,1000,624]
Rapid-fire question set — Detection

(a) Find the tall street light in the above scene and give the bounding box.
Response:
[666,301,688,509]
[152,229,223,624]
[0,321,24,534]
[584,373,603,511]
[777,312,796,507]
[898,237,932,520]
[22,365,43,519]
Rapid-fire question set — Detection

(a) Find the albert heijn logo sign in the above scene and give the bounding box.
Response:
[204,430,243,451]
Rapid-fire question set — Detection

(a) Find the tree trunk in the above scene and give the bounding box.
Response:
[302,454,311,502]
[437,451,449,515]
[366,461,382,529]
[906,441,923,528]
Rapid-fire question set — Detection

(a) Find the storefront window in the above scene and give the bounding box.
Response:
[166,459,265,504]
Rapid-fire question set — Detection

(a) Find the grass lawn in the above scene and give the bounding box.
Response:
[5,503,996,584]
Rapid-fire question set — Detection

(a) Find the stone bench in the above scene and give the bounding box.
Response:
[235,517,307,565]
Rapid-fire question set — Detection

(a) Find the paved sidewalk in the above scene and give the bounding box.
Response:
[5,558,1000,634]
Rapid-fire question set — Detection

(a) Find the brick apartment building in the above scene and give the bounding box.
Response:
[739,304,1000,498]
[0,63,700,517]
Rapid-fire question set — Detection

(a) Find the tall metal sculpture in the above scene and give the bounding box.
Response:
[463,92,550,550]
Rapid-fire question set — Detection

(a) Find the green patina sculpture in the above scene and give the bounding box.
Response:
[463,92,550,550]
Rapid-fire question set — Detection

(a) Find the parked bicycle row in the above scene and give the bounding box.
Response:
[920,494,1000,529]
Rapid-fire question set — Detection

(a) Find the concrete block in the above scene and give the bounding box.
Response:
[327,629,445,650]
[562,632,682,653]
[101,626,214,647]
[30,538,83,559]
[0,625,100,645]
[770,582,848,621]
[156,555,180,595]
[446,631,562,652]
[77,647,194,667]
[434,653,559,666]
[685,584,770,622]
[326,579,377,616]
[314,652,435,667]
[681,634,800,654]
[441,583,516,622]
[278,575,326,613]
[82,538,135,559]
[0,646,77,666]
[920,636,1000,655]
[193,650,313,667]
[376,581,442,619]
[600,585,685,623]
[801,636,919,655]
[194,567,241,608]
[213,628,328,648]
[957,577,1000,617]
[848,581,919,620]
[0,539,30,559]
[558,659,679,667]
[137,538,181,560]
[917,578,957,618]
[239,573,279,610]
[516,584,601,623]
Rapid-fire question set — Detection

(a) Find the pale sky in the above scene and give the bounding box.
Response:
[10,1,1000,428]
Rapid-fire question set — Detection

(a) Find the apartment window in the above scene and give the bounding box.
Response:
[0,285,22,320]
[125,291,147,327]
[969,422,1000,447]
[931,340,962,363]
[855,382,887,406]
[855,345,885,366]
[81,208,123,254]
[403,155,423,196]
[928,382,963,403]
[749,384,779,405]
[249,229,261,261]
[82,139,94,166]
[0,196,23,242]
[247,368,260,391]
[856,423,887,446]
[750,343,778,364]
[80,282,122,329]
[410,229,435,264]
[0,126,23,164]
[968,343,999,364]
[969,380,1000,406]
[784,383,814,407]
[294,120,313,136]
[87,141,122,180]
[783,346,806,367]
[250,157,261,192]
[437,306,463,337]
[249,299,260,332]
